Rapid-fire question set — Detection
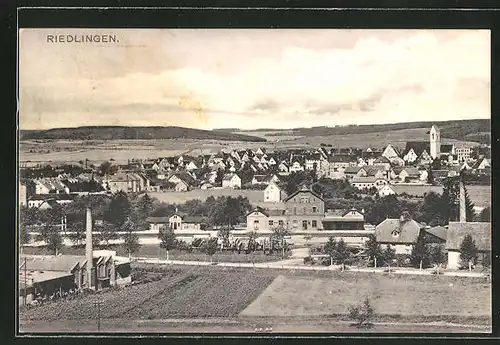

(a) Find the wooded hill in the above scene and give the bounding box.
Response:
[20,126,267,142]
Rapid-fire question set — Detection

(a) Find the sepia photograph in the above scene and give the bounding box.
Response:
[18,28,491,334]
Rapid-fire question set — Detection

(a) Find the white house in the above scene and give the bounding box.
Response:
[351,176,388,191]
[378,184,395,197]
[381,144,401,161]
[222,173,241,189]
[264,182,283,203]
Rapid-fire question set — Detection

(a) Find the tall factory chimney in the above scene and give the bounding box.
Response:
[459,172,466,223]
[85,208,94,288]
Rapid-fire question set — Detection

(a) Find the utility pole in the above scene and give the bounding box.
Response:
[94,299,103,332]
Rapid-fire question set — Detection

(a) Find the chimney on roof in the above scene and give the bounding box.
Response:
[85,208,94,288]
[459,172,466,223]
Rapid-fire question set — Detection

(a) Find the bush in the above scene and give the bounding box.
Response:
[347,298,375,329]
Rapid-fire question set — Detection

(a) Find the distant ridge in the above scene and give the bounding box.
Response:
[20,126,267,142]
[215,119,490,144]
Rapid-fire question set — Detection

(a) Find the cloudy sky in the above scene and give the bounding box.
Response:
[19,29,490,130]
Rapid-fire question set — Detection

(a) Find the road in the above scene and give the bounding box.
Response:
[133,246,488,278]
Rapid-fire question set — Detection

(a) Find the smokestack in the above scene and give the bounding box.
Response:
[459,176,466,223]
[85,208,93,287]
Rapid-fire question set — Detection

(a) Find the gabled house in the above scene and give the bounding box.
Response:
[264,181,283,203]
[305,153,324,171]
[278,161,290,174]
[381,144,401,161]
[364,166,387,179]
[472,157,490,171]
[289,158,305,173]
[267,156,277,166]
[378,184,396,197]
[168,173,194,192]
[344,166,365,180]
[373,156,392,170]
[375,214,425,254]
[222,173,241,189]
[391,167,420,183]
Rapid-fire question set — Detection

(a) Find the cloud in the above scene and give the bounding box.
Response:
[19,29,490,130]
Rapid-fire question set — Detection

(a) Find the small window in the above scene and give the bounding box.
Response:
[268,220,274,226]
[312,220,317,228]
[312,206,317,213]
[278,220,284,226]
[392,230,400,237]
[254,220,260,230]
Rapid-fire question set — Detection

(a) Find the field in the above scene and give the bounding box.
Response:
[149,189,265,204]
[20,265,276,321]
[19,265,491,333]
[392,184,491,208]
[241,273,491,324]
[151,184,491,209]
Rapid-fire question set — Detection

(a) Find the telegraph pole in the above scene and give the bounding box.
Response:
[94,299,103,332]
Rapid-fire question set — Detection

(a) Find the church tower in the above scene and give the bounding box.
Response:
[429,125,441,159]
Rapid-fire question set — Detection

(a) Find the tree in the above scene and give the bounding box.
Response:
[429,245,445,268]
[477,207,490,222]
[131,193,154,230]
[99,161,117,176]
[333,238,350,267]
[98,222,118,248]
[323,237,337,265]
[121,218,140,259]
[217,228,231,250]
[463,185,476,222]
[418,192,446,227]
[35,223,63,255]
[215,169,225,186]
[427,164,434,185]
[67,220,85,247]
[381,245,396,268]
[248,231,259,252]
[459,234,478,269]
[347,298,375,329]
[441,175,475,223]
[105,191,131,226]
[159,228,177,260]
[270,226,290,256]
[410,234,430,269]
[201,238,218,263]
[19,221,31,251]
[364,234,382,267]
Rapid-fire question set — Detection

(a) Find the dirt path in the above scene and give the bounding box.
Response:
[19,318,491,334]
